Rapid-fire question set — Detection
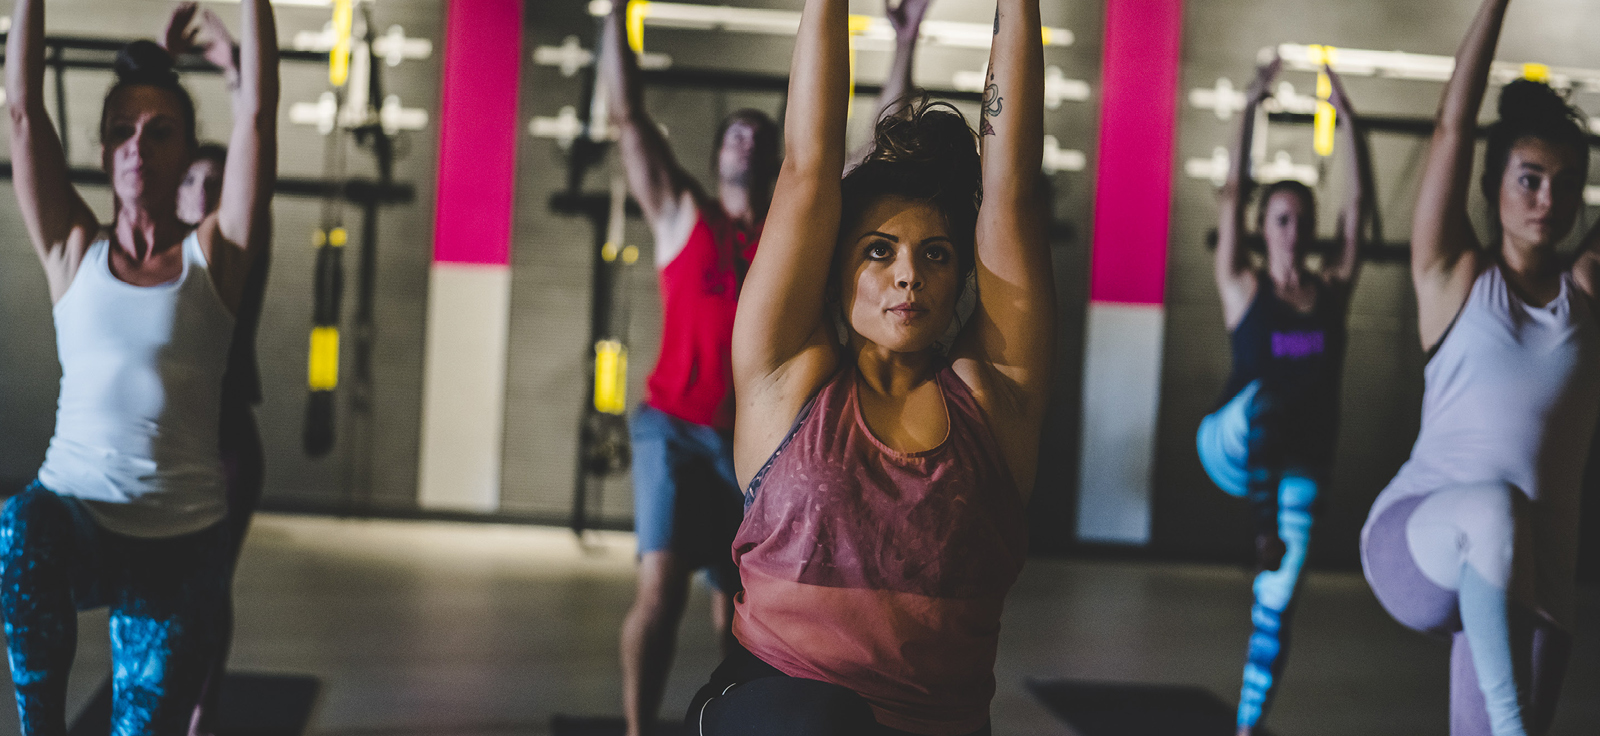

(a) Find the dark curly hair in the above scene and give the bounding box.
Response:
[839,96,982,280]
[1481,79,1589,245]
[99,40,198,149]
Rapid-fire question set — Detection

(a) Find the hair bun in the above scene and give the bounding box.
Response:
[114,40,179,87]
[1497,78,1579,127]
[865,97,982,206]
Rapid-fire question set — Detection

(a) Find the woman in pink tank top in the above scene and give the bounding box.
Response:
[685,1,1054,734]
[1362,1,1600,734]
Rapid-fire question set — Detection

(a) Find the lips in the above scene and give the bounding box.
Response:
[887,302,928,319]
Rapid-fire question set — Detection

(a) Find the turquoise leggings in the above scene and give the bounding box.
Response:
[1197,382,1323,729]
[1,483,231,735]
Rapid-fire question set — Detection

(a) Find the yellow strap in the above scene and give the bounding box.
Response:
[329,0,354,87]
[1314,71,1336,157]
[593,340,628,415]
[627,0,650,54]
[309,327,341,390]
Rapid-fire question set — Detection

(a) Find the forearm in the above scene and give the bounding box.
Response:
[1438,0,1509,134]
[6,0,46,116]
[1334,112,1368,275]
[1217,97,1262,280]
[979,0,1043,202]
[875,32,918,123]
[219,0,278,248]
[236,0,279,121]
[600,4,645,126]
[786,0,850,175]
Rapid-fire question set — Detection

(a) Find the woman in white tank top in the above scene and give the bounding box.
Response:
[1361,1,1600,734]
[0,1,279,734]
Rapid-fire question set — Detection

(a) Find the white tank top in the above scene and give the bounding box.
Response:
[37,233,236,538]
[1364,265,1600,627]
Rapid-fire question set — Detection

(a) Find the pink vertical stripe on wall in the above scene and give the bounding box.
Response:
[432,0,524,266]
[1089,0,1184,306]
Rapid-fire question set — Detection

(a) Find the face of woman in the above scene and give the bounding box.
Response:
[100,86,191,211]
[178,158,223,225]
[1498,137,1585,251]
[1261,190,1313,269]
[836,196,963,354]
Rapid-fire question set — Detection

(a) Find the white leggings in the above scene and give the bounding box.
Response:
[1365,483,1568,736]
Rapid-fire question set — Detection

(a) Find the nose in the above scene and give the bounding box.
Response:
[895,262,923,291]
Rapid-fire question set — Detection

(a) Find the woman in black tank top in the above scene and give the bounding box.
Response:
[1197,58,1374,736]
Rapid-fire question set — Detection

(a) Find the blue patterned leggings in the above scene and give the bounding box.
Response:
[1,483,232,736]
[1197,382,1324,730]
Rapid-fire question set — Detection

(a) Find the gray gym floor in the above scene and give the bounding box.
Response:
[10,514,1597,735]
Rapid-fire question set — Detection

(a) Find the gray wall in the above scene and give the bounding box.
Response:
[0,0,442,513]
[1155,0,1600,567]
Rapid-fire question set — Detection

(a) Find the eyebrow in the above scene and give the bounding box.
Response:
[856,231,954,246]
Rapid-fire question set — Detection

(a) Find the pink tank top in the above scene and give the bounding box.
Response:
[731,363,1027,735]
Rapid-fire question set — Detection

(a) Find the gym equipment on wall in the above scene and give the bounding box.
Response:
[0,9,421,513]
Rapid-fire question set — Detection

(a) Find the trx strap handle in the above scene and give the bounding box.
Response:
[304,227,346,456]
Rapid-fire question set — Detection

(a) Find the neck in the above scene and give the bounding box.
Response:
[1267,253,1300,289]
[113,200,185,261]
[850,340,938,397]
[1499,237,1560,281]
[717,181,766,230]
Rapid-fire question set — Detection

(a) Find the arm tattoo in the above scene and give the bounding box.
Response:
[993,9,999,35]
[981,72,1003,136]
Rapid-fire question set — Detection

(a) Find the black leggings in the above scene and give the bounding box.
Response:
[685,644,991,736]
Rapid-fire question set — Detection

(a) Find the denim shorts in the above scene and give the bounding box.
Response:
[630,404,743,592]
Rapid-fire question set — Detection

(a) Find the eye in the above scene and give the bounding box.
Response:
[1519,174,1541,191]
[108,124,135,142]
[924,244,951,263]
[865,241,893,260]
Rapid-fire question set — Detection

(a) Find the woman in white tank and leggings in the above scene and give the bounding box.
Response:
[1362,1,1600,734]
[0,0,278,733]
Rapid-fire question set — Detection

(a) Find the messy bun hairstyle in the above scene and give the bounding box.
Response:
[1481,79,1588,240]
[840,96,982,280]
[99,40,198,149]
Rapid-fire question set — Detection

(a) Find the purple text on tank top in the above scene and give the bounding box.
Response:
[1272,331,1324,359]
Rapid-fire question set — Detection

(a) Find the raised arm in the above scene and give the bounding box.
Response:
[1322,65,1373,288]
[7,0,99,302]
[1413,0,1507,349]
[730,0,850,480]
[1215,60,1278,329]
[600,1,701,265]
[876,0,931,122]
[202,0,277,310]
[951,0,1052,413]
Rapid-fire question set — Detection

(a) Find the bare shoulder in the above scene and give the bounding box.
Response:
[653,189,704,267]
[949,353,1044,494]
[41,221,101,303]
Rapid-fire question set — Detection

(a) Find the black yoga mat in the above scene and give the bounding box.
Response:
[68,672,320,736]
[1026,679,1274,736]
[550,715,688,736]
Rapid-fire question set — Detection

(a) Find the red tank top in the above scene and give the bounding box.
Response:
[645,205,759,430]
[731,363,1028,735]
